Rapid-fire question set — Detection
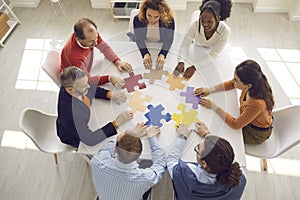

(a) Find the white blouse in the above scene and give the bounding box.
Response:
[178,20,231,64]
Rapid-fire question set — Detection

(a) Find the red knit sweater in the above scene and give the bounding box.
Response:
[60,33,120,85]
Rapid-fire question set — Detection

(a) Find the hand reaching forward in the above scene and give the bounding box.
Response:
[115,60,133,72]
[156,54,165,69]
[115,111,134,127]
[183,65,196,80]
[146,126,160,138]
[111,91,127,104]
[110,75,125,89]
[143,54,152,69]
[176,124,192,139]
[194,87,210,97]
[194,121,210,137]
[128,122,147,138]
[173,62,185,77]
[199,98,219,111]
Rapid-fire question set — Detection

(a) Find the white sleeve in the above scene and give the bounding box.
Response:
[178,20,197,63]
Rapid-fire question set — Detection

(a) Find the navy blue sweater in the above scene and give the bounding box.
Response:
[56,85,117,148]
[172,160,246,200]
[133,15,175,58]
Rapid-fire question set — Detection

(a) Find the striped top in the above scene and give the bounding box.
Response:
[91,137,166,200]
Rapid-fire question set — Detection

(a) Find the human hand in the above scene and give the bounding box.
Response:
[146,126,160,138]
[115,111,134,127]
[116,60,133,72]
[110,75,125,89]
[194,121,210,137]
[128,122,147,138]
[194,87,210,97]
[199,98,219,111]
[176,124,192,139]
[173,62,185,77]
[156,54,165,69]
[183,65,196,80]
[143,54,152,69]
[111,91,127,104]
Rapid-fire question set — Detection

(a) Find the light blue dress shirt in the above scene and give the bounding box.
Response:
[91,137,166,200]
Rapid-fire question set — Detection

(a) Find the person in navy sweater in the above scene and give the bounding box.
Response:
[56,66,133,148]
[130,0,175,69]
[167,121,246,200]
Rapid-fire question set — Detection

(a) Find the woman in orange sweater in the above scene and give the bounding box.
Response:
[195,60,274,144]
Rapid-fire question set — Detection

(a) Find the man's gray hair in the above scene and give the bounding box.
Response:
[60,66,86,87]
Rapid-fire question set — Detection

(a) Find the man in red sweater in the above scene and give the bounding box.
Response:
[61,18,133,88]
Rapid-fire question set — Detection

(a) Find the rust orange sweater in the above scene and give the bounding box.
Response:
[219,80,273,129]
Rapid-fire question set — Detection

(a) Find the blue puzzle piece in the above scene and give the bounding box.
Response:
[145,104,171,127]
[180,86,201,109]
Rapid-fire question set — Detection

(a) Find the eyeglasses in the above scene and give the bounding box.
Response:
[194,144,201,156]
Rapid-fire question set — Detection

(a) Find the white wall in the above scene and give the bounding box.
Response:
[289,0,300,21]
[10,0,41,7]
[253,0,300,21]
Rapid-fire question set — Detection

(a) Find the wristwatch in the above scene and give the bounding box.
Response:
[178,134,187,140]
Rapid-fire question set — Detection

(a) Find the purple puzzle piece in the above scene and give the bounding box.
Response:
[145,104,171,127]
[124,72,146,93]
[180,86,201,109]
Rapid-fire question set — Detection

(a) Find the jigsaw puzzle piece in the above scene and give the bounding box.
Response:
[124,72,146,93]
[165,73,185,91]
[180,86,202,109]
[171,103,199,128]
[145,104,171,127]
[143,68,168,84]
[128,91,153,113]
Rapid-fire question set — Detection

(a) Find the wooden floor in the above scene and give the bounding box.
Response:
[0,0,300,199]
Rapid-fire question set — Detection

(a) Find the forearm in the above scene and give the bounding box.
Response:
[167,138,186,179]
[149,137,166,168]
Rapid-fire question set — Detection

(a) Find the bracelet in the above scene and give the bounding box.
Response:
[203,131,210,137]
[112,120,119,129]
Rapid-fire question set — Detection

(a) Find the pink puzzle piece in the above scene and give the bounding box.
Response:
[124,72,146,93]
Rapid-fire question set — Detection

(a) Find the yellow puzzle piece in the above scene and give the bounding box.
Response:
[171,103,199,128]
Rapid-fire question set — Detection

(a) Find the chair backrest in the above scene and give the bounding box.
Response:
[245,105,300,159]
[187,10,200,32]
[19,108,74,154]
[42,50,61,87]
[128,9,139,33]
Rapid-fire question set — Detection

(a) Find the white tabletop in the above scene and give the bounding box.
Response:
[78,41,246,166]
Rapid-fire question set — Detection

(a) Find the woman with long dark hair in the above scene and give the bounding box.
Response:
[167,122,246,200]
[195,60,274,144]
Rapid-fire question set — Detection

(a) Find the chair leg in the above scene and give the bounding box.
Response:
[54,153,58,165]
[261,158,268,171]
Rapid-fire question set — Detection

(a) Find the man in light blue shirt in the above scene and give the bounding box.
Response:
[91,123,166,200]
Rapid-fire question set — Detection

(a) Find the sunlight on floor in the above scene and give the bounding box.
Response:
[246,155,300,177]
[1,130,38,150]
[257,48,300,104]
[15,38,64,92]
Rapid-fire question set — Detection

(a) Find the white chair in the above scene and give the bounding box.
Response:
[128,9,139,33]
[49,0,68,17]
[19,108,75,165]
[127,9,139,41]
[245,105,300,171]
[42,50,61,87]
[187,10,200,32]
